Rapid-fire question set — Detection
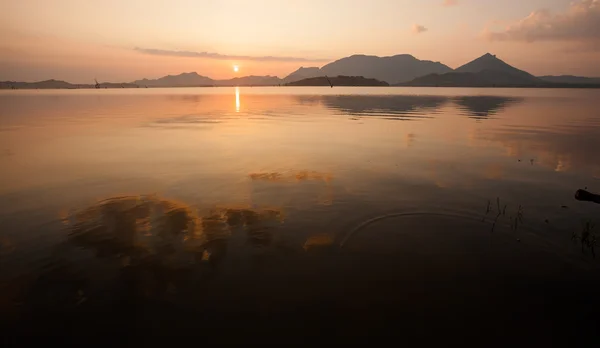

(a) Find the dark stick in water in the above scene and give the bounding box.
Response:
[575,189,600,204]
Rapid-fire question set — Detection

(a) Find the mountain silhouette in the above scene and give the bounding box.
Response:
[400,54,545,87]
[133,73,282,87]
[4,52,600,89]
[282,54,452,85]
[216,75,282,86]
[401,70,545,87]
[538,75,600,84]
[0,79,138,89]
[455,53,539,82]
[283,67,323,84]
[286,76,388,86]
[0,79,74,89]
[319,54,452,84]
[133,72,214,87]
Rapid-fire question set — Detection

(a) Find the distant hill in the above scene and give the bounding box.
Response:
[0,80,140,89]
[133,72,214,87]
[283,67,323,84]
[133,73,282,87]
[319,54,452,84]
[286,75,388,87]
[96,82,139,88]
[0,79,77,89]
[455,53,540,83]
[283,54,451,85]
[6,52,600,89]
[398,53,556,87]
[216,75,282,86]
[538,75,600,84]
[400,69,548,87]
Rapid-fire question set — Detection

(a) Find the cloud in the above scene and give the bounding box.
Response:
[484,0,600,43]
[134,47,330,62]
[443,0,458,6]
[412,24,428,34]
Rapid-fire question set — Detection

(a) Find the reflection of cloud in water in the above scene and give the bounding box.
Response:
[453,96,523,119]
[303,234,334,251]
[0,236,15,256]
[405,133,416,148]
[66,195,284,257]
[318,95,448,120]
[293,95,322,106]
[249,170,333,183]
[478,124,600,174]
[249,171,334,205]
[484,163,504,180]
[148,114,222,128]
[427,160,453,188]
[166,95,205,103]
[11,196,286,310]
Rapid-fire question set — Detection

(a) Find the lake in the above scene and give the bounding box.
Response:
[1,87,599,342]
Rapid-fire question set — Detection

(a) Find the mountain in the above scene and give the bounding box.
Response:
[286,75,388,86]
[133,72,215,87]
[0,79,77,89]
[0,80,140,89]
[538,75,600,84]
[133,73,282,87]
[398,53,549,87]
[96,82,139,88]
[283,54,452,85]
[400,69,548,87]
[319,54,452,84]
[6,52,600,89]
[283,67,323,84]
[455,53,539,82]
[216,75,282,86]
[400,54,600,88]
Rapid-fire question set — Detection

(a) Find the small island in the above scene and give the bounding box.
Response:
[286,75,389,87]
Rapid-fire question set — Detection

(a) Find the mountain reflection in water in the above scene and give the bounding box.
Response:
[315,94,522,119]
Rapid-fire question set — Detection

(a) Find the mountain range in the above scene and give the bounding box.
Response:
[287,76,389,87]
[537,75,600,84]
[2,53,599,89]
[400,53,546,87]
[283,54,452,85]
[0,80,139,89]
[132,73,282,87]
[396,54,600,88]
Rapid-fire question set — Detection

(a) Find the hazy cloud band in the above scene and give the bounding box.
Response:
[134,47,330,62]
[484,0,600,43]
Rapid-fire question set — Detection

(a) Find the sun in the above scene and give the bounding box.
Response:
[233,65,239,72]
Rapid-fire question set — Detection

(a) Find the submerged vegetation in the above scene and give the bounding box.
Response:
[484,196,597,258]
[572,220,597,258]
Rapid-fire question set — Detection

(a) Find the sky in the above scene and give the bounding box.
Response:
[1,0,599,83]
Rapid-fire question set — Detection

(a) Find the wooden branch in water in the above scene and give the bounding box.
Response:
[575,189,600,204]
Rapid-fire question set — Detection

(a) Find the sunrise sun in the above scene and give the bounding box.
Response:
[233,65,239,72]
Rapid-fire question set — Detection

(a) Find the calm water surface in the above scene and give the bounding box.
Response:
[1,87,599,341]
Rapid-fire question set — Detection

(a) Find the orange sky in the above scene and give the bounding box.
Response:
[1,0,599,83]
